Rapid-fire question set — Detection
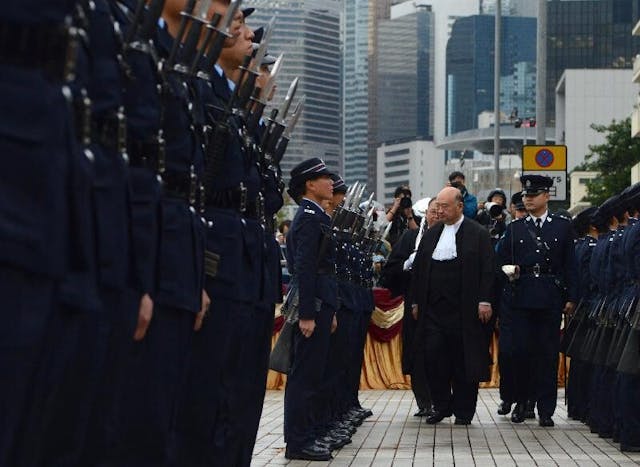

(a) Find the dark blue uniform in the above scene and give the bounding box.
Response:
[174,65,265,467]
[496,212,577,419]
[0,2,83,463]
[284,197,337,451]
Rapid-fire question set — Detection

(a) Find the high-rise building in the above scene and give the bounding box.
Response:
[367,0,394,192]
[446,15,536,135]
[247,0,342,179]
[343,0,370,187]
[480,0,537,17]
[547,0,640,126]
[376,4,435,143]
[501,61,536,119]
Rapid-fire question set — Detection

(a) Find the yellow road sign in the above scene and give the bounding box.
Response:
[523,145,567,171]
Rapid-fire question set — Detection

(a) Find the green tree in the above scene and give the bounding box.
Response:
[578,118,640,206]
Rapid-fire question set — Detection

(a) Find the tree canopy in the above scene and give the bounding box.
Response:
[578,118,640,206]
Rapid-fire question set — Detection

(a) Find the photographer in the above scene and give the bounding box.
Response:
[385,186,421,246]
[476,189,509,244]
[448,171,478,220]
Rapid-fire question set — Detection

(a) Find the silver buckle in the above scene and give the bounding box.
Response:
[533,264,541,278]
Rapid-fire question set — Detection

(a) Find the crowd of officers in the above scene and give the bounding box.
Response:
[563,185,640,453]
[0,0,378,465]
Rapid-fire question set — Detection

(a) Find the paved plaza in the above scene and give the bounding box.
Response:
[252,389,640,466]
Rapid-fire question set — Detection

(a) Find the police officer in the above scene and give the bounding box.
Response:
[496,175,578,426]
[284,158,338,461]
[0,2,87,464]
[174,4,265,466]
[564,206,598,421]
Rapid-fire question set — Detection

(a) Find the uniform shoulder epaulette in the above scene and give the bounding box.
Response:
[550,213,571,222]
[511,217,524,224]
[303,208,316,215]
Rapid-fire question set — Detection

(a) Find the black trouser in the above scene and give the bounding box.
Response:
[284,304,334,449]
[511,308,561,416]
[411,347,432,411]
[423,325,478,420]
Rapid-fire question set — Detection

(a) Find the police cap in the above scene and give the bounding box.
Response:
[287,158,334,201]
[598,195,619,222]
[331,174,348,194]
[252,27,277,66]
[520,174,553,195]
[572,206,597,237]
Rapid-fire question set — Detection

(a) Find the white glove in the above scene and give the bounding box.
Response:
[403,252,417,271]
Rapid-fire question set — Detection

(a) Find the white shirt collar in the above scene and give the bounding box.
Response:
[302,197,326,213]
[449,214,464,233]
[529,210,549,225]
[214,64,224,77]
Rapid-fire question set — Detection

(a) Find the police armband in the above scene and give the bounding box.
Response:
[204,249,220,278]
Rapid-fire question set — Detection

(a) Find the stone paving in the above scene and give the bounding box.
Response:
[251,389,640,466]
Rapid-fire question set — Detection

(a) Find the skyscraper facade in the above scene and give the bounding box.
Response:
[248,0,343,179]
[343,0,370,186]
[376,4,435,144]
[546,0,640,126]
[446,15,536,135]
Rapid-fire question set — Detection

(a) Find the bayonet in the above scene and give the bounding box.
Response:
[199,0,242,78]
[174,0,213,74]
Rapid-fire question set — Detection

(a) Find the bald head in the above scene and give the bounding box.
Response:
[436,186,464,225]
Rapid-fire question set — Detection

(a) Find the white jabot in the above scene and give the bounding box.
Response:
[432,215,464,261]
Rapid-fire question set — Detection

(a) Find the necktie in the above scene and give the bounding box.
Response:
[535,218,542,235]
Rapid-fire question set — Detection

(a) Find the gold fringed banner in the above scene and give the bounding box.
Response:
[359,331,411,389]
[370,303,404,329]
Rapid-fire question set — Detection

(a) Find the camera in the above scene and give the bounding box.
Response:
[485,202,504,219]
[449,181,462,189]
[399,197,413,209]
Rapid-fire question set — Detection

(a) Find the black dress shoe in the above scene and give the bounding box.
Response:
[620,443,640,452]
[414,408,429,417]
[511,404,526,423]
[454,417,472,425]
[285,444,333,461]
[538,415,554,427]
[359,408,374,418]
[426,410,452,424]
[525,401,536,419]
[497,401,512,415]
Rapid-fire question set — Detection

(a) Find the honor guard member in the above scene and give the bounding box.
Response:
[174,6,265,466]
[94,2,210,465]
[564,206,598,421]
[320,175,357,447]
[237,23,286,466]
[496,175,578,427]
[77,0,166,464]
[617,184,640,452]
[28,2,137,466]
[0,1,86,464]
[284,158,338,461]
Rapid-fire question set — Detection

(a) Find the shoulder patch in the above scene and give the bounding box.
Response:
[304,208,316,215]
[550,213,570,222]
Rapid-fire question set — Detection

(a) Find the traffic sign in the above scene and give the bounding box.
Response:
[523,145,567,171]
[521,170,567,201]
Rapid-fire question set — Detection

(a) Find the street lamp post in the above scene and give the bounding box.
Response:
[493,0,502,188]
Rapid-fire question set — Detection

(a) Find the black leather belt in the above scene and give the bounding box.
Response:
[92,110,127,153]
[521,264,554,276]
[317,266,336,276]
[128,137,166,172]
[206,184,264,220]
[161,169,204,210]
[0,19,80,82]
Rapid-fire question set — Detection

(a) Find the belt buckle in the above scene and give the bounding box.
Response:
[239,182,247,213]
[533,264,541,278]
